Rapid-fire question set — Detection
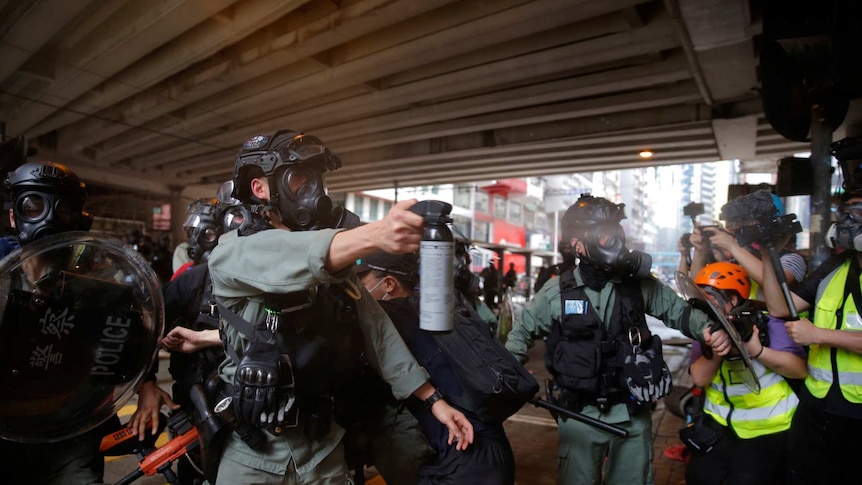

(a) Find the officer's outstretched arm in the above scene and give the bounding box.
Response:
[326,199,424,272]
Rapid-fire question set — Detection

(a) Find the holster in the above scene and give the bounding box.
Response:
[190,382,228,483]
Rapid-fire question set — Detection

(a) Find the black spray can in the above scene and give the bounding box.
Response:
[409,200,454,332]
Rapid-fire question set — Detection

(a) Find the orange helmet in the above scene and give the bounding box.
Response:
[694,262,750,300]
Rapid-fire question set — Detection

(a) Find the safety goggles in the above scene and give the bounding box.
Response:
[578,202,626,223]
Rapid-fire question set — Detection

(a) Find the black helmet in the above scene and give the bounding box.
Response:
[5,161,93,245]
[561,193,625,240]
[231,130,341,230]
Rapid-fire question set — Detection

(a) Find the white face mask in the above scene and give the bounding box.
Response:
[365,276,390,300]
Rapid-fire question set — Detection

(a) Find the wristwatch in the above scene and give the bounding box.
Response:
[424,388,446,409]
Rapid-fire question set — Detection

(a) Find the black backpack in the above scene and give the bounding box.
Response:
[431,312,539,423]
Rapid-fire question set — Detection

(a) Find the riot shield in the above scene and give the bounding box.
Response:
[675,271,760,394]
[0,232,163,443]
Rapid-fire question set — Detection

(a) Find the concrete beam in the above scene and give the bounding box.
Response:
[55,0,457,152]
[0,0,91,85]
[711,114,757,160]
[30,0,313,138]
[6,0,242,137]
[125,13,680,170]
[97,0,653,163]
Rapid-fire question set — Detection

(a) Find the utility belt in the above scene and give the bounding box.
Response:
[558,389,635,414]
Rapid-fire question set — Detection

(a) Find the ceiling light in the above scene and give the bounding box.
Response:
[639,150,654,159]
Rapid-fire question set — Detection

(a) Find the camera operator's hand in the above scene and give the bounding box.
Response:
[705,227,739,253]
[742,324,763,356]
[689,226,707,251]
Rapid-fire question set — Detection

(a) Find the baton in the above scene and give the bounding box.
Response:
[529,398,629,438]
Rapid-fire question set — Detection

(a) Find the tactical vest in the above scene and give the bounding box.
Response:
[704,356,798,439]
[545,270,648,397]
[220,281,364,409]
[808,259,862,403]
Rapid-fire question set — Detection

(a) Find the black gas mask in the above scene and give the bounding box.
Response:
[827,202,862,252]
[6,162,93,246]
[182,198,221,263]
[579,223,652,279]
[272,164,332,230]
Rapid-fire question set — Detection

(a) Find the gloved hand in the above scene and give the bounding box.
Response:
[233,340,293,427]
[623,337,673,403]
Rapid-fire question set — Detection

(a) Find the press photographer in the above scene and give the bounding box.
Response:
[690,190,807,301]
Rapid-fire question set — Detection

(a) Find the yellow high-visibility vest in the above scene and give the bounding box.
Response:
[704,357,798,439]
[807,260,862,403]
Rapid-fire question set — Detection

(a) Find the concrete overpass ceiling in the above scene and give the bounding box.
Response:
[0,0,823,210]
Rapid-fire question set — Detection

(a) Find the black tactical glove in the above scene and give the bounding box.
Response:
[623,336,673,403]
[234,340,295,427]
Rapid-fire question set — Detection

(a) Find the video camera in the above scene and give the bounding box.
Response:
[683,202,705,218]
[734,214,803,246]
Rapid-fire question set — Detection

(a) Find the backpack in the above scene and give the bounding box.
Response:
[431,312,539,423]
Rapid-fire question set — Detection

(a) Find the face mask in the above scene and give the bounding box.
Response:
[827,202,862,252]
[365,276,390,300]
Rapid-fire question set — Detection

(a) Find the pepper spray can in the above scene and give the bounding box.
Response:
[409,200,454,332]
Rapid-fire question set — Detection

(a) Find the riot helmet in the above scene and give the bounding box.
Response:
[561,194,650,277]
[182,198,221,263]
[5,161,93,246]
[232,130,341,230]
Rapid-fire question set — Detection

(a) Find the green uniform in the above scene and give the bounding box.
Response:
[209,228,430,485]
[505,268,713,485]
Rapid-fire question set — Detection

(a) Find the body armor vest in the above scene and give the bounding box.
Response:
[545,270,648,397]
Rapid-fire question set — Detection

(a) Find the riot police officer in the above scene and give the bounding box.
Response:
[0,161,170,484]
[505,193,723,485]
[207,129,473,484]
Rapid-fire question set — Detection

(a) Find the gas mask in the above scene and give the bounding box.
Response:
[579,223,652,279]
[272,165,332,231]
[183,199,221,263]
[12,190,92,245]
[827,202,862,251]
[6,162,93,246]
